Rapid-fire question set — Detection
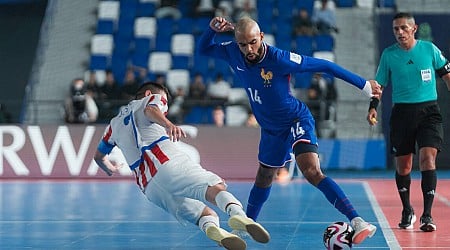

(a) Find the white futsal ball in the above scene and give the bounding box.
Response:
[323,221,353,250]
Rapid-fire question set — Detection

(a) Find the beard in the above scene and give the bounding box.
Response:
[245,45,264,64]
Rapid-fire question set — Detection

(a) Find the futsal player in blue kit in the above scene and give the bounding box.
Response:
[198,16,381,245]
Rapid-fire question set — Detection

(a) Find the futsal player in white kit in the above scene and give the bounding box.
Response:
[93,81,269,250]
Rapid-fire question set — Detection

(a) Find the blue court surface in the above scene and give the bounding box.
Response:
[1,177,393,250]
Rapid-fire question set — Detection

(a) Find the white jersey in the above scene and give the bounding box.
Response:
[98,94,170,189]
[97,94,225,225]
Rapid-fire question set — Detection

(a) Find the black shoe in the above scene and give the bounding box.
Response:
[419,215,436,232]
[398,208,416,229]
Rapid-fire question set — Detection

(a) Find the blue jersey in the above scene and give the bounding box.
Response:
[198,28,367,166]
[198,28,367,130]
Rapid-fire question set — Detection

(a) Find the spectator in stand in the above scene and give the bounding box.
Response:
[293,8,315,36]
[86,71,101,101]
[212,105,225,127]
[189,73,207,100]
[64,78,98,124]
[120,68,141,102]
[207,72,231,103]
[167,86,186,124]
[100,70,120,101]
[312,0,339,34]
[98,70,121,121]
[155,0,182,20]
[233,0,257,21]
[154,74,172,97]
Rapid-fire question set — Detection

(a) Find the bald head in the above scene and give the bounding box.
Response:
[234,17,264,64]
[235,17,260,38]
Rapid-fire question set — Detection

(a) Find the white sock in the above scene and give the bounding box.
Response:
[198,215,219,232]
[215,191,245,217]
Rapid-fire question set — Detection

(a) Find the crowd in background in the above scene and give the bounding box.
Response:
[63,0,339,138]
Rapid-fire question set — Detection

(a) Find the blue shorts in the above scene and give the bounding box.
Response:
[258,110,318,167]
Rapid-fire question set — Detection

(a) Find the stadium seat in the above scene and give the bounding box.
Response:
[296,0,314,16]
[116,18,134,40]
[191,54,211,76]
[91,34,114,55]
[225,105,249,127]
[132,37,152,54]
[295,35,314,56]
[228,88,248,105]
[148,52,172,74]
[89,55,109,70]
[336,0,355,7]
[264,34,276,47]
[155,18,175,52]
[119,0,137,21]
[357,0,374,8]
[171,34,194,56]
[111,53,128,82]
[166,69,190,95]
[212,59,232,80]
[98,1,120,21]
[274,18,292,38]
[193,17,211,35]
[314,34,334,51]
[130,52,149,68]
[258,16,274,33]
[171,55,191,69]
[377,0,395,7]
[136,1,156,17]
[257,0,274,18]
[174,17,195,34]
[113,34,131,57]
[134,17,157,38]
[96,20,115,34]
[313,51,335,62]
[275,0,295,21]
[275,32,292,51]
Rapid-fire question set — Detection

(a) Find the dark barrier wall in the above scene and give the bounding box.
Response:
[0,125,386,179]
[377,13,450,169]
[0,0,47,123]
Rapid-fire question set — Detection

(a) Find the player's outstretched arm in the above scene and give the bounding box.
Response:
[94,149,122,176]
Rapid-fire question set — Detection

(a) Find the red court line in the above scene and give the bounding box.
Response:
[369,179,450,249]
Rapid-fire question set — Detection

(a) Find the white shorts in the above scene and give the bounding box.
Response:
[143,140,224,225]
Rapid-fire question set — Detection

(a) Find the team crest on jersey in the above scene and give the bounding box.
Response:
[260,68,273,87]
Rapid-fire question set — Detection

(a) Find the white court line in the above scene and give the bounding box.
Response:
[363,181,401,250]
[435,193,450,207]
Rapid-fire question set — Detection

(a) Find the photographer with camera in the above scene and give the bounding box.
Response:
[64,78,98,123]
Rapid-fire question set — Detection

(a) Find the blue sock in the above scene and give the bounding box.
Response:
[246,185,271,221]
[317,177,359,221]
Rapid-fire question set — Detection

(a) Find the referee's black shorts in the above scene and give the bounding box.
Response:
[389,101,443,156]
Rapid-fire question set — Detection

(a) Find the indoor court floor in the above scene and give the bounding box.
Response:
[2,170,450,249]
